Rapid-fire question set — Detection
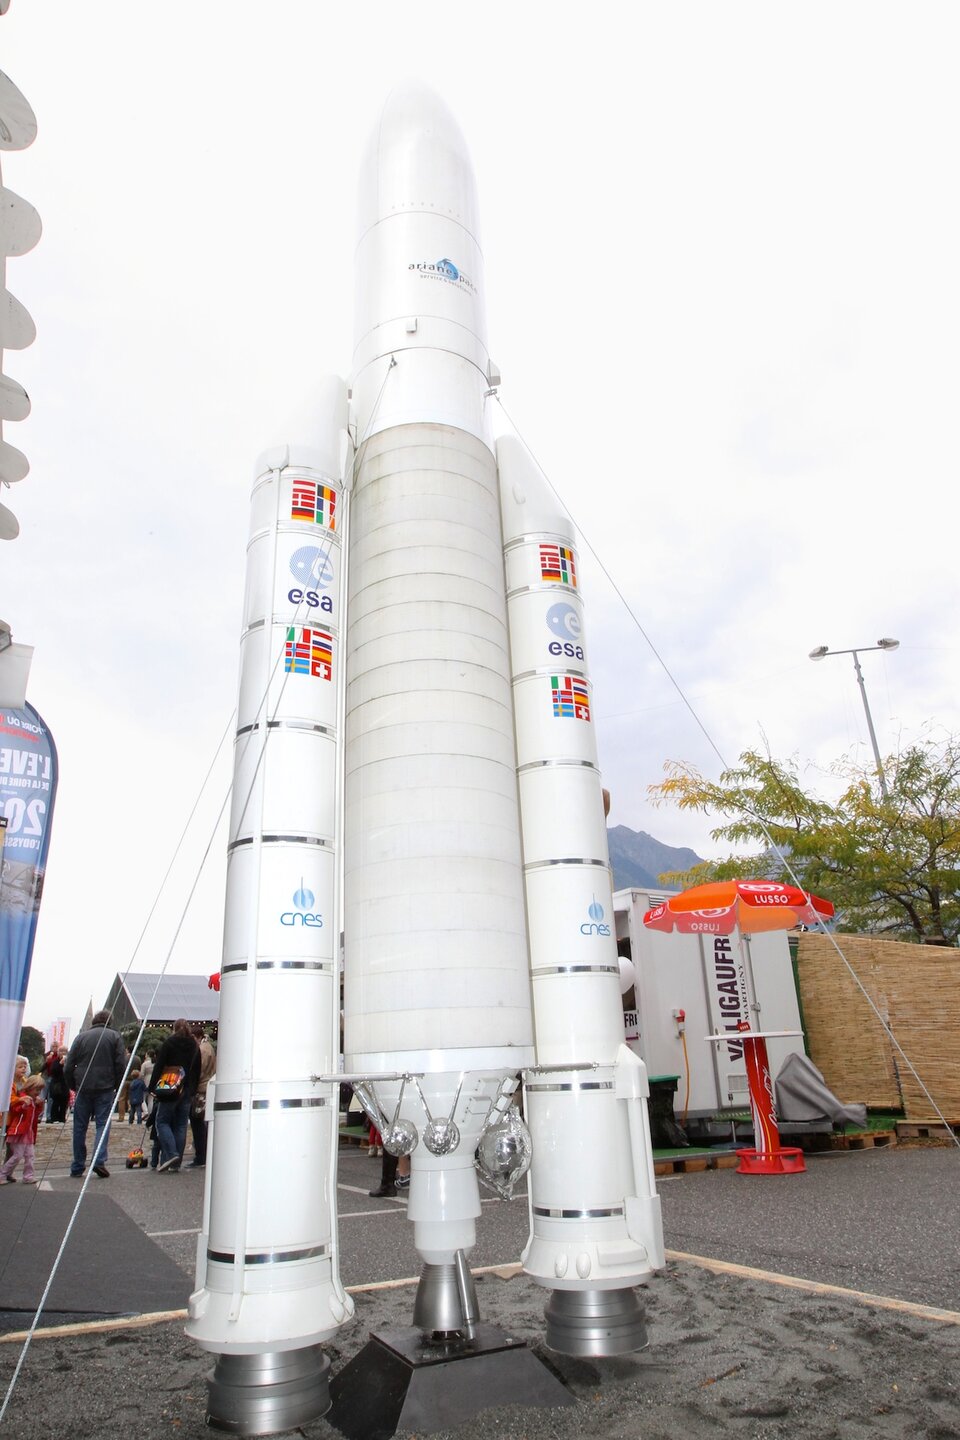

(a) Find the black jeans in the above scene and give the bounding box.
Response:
[190,1096,208,1165]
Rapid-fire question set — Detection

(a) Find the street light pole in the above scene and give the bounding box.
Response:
[808,638,899,801]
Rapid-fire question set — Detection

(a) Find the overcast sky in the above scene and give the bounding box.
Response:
[3,3,958,1036]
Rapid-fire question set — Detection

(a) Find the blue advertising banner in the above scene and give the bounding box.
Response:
[0,702,58,1103]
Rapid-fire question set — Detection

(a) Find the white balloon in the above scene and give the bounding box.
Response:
[619,955,636,995]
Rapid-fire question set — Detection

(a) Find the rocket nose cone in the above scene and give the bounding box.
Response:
[357,81,481,242]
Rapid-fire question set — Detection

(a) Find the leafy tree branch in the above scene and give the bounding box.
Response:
[648,736,960,944]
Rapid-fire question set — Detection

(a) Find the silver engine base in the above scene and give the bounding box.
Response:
[204,1347,331,1435]
[544,1287,648,1356]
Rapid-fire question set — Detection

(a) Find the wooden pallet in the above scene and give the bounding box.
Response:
[654,1151,740,1176]
[896,1119,960,1140]
[829,1130,897,1151]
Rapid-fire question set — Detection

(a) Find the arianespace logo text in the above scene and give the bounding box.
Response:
[409,258,477,294]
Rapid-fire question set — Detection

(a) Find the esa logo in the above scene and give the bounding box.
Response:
[546,601,584,661]
[288,545,334,613]
[280,884,324,928]
[580,900,611,937]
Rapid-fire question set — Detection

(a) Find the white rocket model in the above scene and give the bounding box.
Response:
[190,83,663,1435]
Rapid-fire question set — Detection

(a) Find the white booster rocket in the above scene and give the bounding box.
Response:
[498,435,664,1353]
[187,378,356,1433]
[189,84,663,1435]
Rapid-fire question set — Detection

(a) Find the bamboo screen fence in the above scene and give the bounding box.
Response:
[795,932,960,1121]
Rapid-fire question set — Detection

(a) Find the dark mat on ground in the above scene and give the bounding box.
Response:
[0,1189,190,1328]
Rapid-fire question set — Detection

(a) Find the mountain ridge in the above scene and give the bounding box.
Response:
[606,825,704,893]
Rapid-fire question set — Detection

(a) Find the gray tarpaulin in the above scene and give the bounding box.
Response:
[775,1051,867,1128]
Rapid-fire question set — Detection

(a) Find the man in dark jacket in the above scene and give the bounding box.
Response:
[149,1019,201,1173]
[63,1010,127,1178]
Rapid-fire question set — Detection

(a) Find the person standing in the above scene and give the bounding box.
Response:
[127,1069,147,1124]
[188,1026,216,1168]
[140,1049,157,1113]
[369,1146,411,1199]
[63,1010,126,1179]
[0,1068,44,1184]
[149,1020,201,1173]
[41,1045,59,1122]
[116,1050,133,1123]
[47,1046,70,1124]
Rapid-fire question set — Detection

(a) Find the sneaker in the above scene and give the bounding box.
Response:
[394,1174,410,1190]
[93,1165,110,1179]
[188,1161,205,1168]
[157,1156,181,1172]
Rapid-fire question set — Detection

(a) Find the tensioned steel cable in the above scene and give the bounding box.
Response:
[0,527,340,1412]
[0,708,237,1280]
[0,742,237,1424]
[491,392,960,1151]
[1,366,401,1418]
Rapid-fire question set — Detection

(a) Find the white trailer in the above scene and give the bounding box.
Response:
[614,888,806,1139]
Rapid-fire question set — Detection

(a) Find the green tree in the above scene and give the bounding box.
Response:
[122,1023,170,1060]
[18,1026,45,1072]
[648,735,960,944]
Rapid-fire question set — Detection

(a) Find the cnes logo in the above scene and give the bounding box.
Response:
[580,900,611,937]
[281,883,324,929]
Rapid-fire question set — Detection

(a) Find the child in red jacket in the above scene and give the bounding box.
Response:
[0,1064,44,1184]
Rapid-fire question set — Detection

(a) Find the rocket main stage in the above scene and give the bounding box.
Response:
[187,84,664,1436]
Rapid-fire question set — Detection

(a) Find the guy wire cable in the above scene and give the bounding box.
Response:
[0,768,238,1425]
[0,706,237,1253]
[1,588,305,1415]
[492,393,960,1152]
[2,361,399,1416]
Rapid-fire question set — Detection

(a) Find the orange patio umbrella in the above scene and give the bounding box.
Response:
[643,879,834,936]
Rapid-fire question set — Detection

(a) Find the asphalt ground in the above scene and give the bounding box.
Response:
[658,1144,960,1312]
[5,1124,958,1319]
[1,1128,958,1440]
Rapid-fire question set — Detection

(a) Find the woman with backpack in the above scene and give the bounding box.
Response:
[149,1020,201,1173]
